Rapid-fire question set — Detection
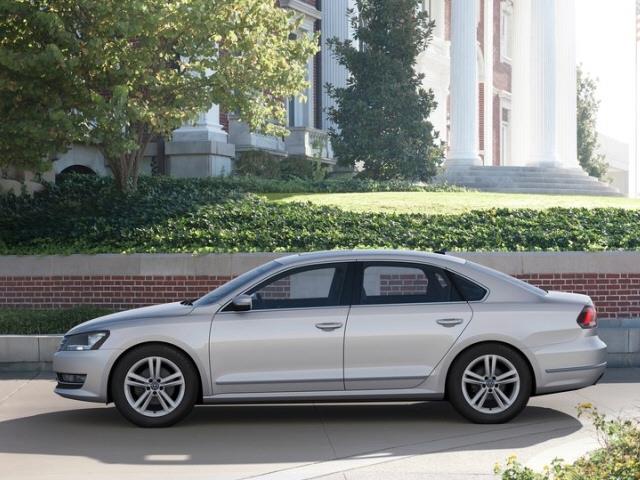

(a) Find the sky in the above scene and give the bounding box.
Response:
[575,0,635,145]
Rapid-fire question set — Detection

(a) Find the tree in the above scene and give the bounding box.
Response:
[577,65,608,180]
[0,0,86,173]
[326,0,443,181]
[0,0,318,191]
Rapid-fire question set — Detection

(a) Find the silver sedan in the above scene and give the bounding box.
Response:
[53,250,607,427]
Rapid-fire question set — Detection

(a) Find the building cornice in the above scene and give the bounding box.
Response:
[279,0,321,20]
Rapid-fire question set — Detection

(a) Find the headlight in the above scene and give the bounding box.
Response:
[59,331,109,351]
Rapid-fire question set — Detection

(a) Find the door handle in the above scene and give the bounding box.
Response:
[315,322,343,331]
[436,318,464,327]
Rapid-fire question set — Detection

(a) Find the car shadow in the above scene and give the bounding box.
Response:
[0,401,582,466]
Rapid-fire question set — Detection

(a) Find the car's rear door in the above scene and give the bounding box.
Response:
[211,262,353,394]
[344,261,473,390]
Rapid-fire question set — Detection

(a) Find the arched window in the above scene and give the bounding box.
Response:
[56,165,97,181]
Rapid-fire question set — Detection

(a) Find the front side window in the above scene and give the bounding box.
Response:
[247,264,348,310]
[360,263,462,305]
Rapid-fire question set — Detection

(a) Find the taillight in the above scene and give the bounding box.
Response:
[577,305,597,329]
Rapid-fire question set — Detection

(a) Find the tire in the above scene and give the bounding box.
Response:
[446,343,532,424]
[111,344,198,427]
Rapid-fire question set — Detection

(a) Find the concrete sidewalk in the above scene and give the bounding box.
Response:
[1,369,639,480]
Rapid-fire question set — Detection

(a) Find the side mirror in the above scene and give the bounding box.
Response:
[230,294,252,312]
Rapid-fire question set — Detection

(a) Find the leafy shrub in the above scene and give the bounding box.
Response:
[214,175,467,193]
[233,151,284,179]
[495,404,640,480]
[2,176,640,254]
[0,307,115,334]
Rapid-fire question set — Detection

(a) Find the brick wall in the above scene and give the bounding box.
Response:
[379,274,428,296]
[1,271,639,319]
[517,273,640,319]
[1,253,640,319]
[260,277,291,299]
[0,275,232,310]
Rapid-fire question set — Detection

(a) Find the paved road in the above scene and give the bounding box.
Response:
[1,369,639,480]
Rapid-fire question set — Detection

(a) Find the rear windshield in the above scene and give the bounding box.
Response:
[463,261,546,296]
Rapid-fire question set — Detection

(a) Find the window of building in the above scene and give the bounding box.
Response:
[500,3,513,64]
[500,102,511,166]
[288,97,296,127]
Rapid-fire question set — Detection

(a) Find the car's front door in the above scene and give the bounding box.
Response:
[211,262,352,394]
[344,261,473,390]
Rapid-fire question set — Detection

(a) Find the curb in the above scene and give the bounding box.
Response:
[0,335,62,365]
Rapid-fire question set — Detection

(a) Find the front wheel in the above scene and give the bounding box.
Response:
[447,344,532,423]
[111,344,198,427]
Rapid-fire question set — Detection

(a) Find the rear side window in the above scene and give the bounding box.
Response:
[449,272,487,301]
[360,263,462,305]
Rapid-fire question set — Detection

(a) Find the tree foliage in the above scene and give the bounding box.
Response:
[0,0,318,191]
[577,65,608,180]
[326,0,443,181]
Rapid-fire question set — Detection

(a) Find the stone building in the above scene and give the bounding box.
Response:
[43,0,620,196]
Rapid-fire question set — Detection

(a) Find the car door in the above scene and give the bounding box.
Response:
[211,262,352,394]
[344,261,474,390]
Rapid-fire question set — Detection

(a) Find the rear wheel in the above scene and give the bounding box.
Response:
[111,344,198,427]
[447,343,532,423]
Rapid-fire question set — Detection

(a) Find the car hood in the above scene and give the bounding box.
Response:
[67,302,195,335]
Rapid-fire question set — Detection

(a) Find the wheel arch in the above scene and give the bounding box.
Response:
[443,340,537,399]
[107,341,204,404]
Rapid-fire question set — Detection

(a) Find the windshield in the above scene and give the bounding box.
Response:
[194,260,282,306]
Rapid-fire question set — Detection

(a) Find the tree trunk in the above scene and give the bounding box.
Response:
[107,153,139,193]
[104,123,151,193]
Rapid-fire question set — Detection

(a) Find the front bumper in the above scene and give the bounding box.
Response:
[53,348,121,403]
[533,333,607,395]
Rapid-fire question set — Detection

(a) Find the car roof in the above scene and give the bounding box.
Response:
[274,249,467,266]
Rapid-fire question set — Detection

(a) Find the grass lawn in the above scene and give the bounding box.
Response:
[264,191,640,215]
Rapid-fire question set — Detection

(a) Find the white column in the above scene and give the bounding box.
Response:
[556,0,579,169]
[529,0,560,166]
[447,0,481,167]
[425,0,446,39]
[172,104,227,143]
[304,55,315,128]
[321,0,352,131]
[510,0,531,166]
[483,0,494,166]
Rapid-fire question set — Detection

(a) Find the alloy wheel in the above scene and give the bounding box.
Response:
[461,354,521,414]
[123,356,186,417]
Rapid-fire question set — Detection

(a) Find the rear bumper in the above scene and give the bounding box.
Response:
[533,334,607,395]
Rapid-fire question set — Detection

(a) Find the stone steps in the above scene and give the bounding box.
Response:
[479,187,620,196]
[438,165,622,196]
[448,176,602,186]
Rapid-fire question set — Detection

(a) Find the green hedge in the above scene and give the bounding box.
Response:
[0,308,115,335]
[1,175,640,254]
[194,175,467,193]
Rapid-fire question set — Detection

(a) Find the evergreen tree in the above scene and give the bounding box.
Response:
[577,65,608,180]
[327,0,443,181]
